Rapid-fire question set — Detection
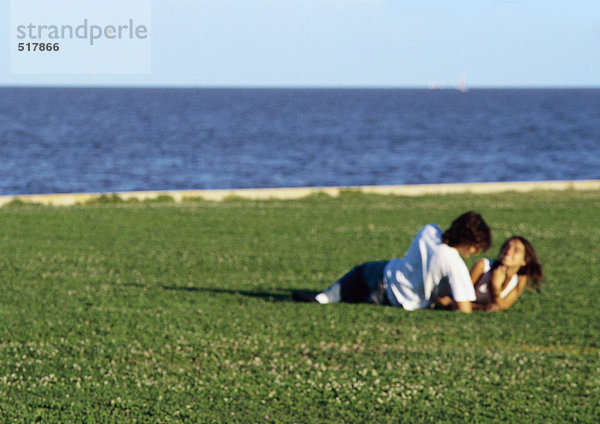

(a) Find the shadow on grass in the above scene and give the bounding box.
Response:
[160,285,296,302]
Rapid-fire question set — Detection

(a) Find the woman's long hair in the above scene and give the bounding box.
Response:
[494,236,543,290]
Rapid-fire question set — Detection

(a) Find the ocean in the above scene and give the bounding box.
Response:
[0,87,598,195]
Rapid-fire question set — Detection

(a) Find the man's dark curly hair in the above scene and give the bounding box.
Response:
[442,211,491,251]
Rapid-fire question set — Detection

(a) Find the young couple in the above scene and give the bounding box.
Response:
[293,212,542,313]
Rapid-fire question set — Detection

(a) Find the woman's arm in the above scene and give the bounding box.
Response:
[487,275,528,311]
[470,259,486,284]
[489,265,507,298]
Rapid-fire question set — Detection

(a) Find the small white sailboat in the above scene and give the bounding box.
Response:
[458,73,468,92]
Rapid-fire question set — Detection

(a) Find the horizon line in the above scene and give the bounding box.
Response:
[2,83,600,90]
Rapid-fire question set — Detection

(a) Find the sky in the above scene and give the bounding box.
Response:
[2,0,599,88]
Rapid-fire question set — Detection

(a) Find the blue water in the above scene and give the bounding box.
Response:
[1,87,599,195]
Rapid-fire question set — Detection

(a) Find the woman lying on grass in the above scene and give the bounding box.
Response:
[470,236,543,311]
[427,236,543,311]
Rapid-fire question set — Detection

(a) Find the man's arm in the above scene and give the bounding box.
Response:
[446,251,477,313]
[434,296,476,313]
[435,295,456,309]
[456,301,473,313]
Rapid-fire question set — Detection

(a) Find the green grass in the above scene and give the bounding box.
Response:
[0,190,599,423]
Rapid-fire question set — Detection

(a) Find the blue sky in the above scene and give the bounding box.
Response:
[2,0,599,87]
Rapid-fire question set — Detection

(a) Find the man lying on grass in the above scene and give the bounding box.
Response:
[293,211,491,313]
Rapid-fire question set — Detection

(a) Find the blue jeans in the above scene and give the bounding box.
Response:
[322,261,389,305]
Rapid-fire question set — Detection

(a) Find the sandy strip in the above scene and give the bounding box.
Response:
[0,179,599,207]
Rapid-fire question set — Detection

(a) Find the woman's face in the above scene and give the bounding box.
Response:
[500,239,527,268]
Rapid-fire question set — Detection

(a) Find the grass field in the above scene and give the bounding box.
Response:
[0,190,599,422]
